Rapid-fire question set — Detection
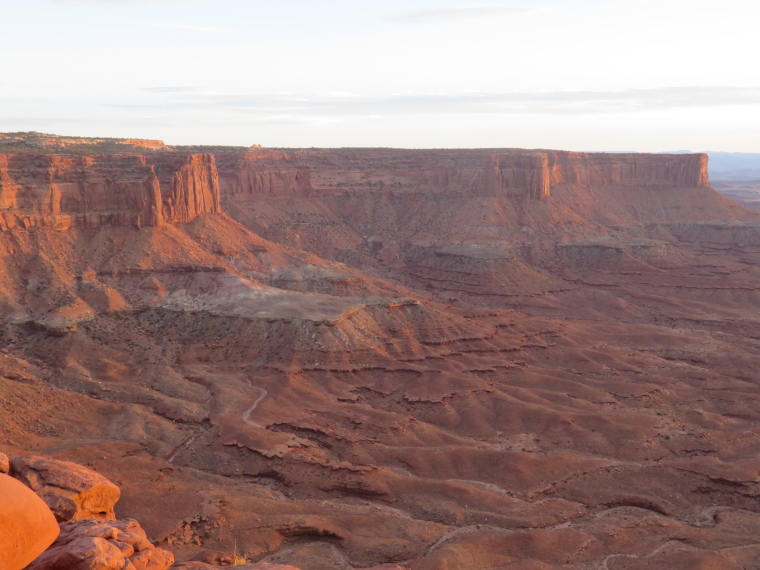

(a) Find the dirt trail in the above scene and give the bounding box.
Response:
[242,384,268,428]
[167,432,199,464]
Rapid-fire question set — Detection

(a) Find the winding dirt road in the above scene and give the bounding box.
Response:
[242,384,268,428]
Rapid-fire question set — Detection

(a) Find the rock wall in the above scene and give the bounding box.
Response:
[0,148,709,233]
[545,151,710,188]
[0,153,220,232]
[149,154,221,224]
[216,150,313,198]
[216,149,551,199]
[216,149,708,202]
[475,153,550,199]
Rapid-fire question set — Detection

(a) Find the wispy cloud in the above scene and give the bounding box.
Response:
[138,87,200,93]
[51,0,201,5]
[123,86,760,117]
[144,20,237,33]
[390,4,549,24]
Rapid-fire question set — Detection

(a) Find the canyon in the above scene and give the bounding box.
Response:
[2,135,760,569]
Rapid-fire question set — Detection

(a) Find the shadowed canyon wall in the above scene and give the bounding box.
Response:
[0,153,220,231]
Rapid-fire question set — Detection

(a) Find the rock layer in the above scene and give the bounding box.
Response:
[216,148,709,201]
[0,152,220,231]
[546,150,709,188]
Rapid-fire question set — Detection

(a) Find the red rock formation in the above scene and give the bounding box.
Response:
[545,150,710,188]
[216,150,313,198]
[147,154,220,223]
[216,148,708,203]
[0,152,220,231]
[117,139,166,150]
[27,519,174,570]
[0,473,59,570]
[474,152,550,199]
[11,456,121,522]
[0,154,161,230]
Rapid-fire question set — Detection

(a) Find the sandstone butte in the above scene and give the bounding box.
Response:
[2,137,760,569]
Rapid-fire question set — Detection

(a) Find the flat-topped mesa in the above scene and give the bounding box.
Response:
[546,151,710,188]
[0,152,221,232]
[116,139,166,149]
[216,149,551,200]
[216,149,708,203]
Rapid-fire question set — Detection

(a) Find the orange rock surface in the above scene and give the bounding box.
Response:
[27,518,174,570]
[11,455,121,522]
[0,152,219,231]
[0,473,59,570]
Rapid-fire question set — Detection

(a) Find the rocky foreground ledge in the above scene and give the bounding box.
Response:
[0,451,403,570]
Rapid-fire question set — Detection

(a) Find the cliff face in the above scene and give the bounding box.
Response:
[546,151,710,188]
[216,149,709,202]
[148,153,221,223]
[217,149,552,200]
[0,152,220,231]
[476,153,550,199]
[216,151,313,198]
[0,148,710,234]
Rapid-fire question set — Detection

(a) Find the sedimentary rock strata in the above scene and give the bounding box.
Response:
[0,152,219,231]
[2,139,760,568]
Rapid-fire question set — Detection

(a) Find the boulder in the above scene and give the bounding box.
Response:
[0,451,9,473]
[0,473,59,570]
[27,518,174,570]
[10,455,121,522]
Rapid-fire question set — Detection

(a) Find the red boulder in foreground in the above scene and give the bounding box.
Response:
[27,518,174,570]
[0,473,59,570]
[10,456,121,522]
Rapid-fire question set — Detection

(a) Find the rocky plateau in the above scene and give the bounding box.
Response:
[2,134,760,569]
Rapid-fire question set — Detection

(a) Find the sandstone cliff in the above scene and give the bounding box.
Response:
[216,148,709,202]
[216,150,313,198]
[0,150,709,235]
[148,154,221,224]
[545,151,710,188]
[0,152,220,231]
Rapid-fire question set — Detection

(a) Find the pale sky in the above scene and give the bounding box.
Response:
[1,0,759,151]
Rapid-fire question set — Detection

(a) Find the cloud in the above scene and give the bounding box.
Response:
[144,21,237,33]
[390,4,548,24]
[138,87,199,93]
[50,0,200,5]
[132,86,760,117]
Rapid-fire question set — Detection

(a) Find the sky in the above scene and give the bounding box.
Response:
[1,0,759,151]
